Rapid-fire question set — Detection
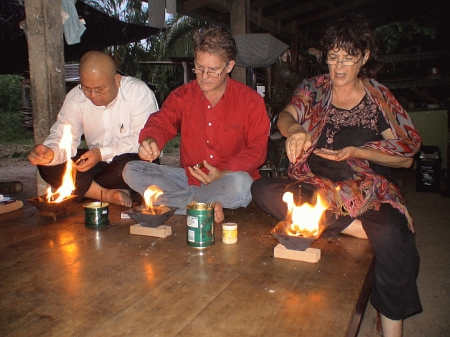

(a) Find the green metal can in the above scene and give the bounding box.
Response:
[84,202,109,229]
[186,203,214,248]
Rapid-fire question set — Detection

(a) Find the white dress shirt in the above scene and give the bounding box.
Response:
[44,76,158,164]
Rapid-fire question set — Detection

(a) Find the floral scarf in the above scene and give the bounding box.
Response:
[288,74,421,231]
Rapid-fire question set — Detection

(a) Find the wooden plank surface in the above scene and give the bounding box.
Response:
[0,200,374,337]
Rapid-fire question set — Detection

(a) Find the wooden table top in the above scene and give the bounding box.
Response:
[0,199,374,337]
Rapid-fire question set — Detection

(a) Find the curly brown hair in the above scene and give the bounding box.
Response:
[320,14,382,78]
[193,26,237,62]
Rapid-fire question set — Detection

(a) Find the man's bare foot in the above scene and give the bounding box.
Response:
[106,189,132,207]
[84,182,132,207]
[213,202,224,223]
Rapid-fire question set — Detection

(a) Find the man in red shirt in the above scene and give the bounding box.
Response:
[123,26,270,222]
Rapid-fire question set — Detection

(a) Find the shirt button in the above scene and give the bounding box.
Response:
[207,105,211,109]
[208,122,212,126]
[209,155,213,159]
[206,140,209,143]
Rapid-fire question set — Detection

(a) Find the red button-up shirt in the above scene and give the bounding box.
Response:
[139,77,270,186]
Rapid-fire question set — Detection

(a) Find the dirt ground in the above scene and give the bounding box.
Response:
[0,145,180,201]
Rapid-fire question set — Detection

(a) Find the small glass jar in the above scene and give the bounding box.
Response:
[222,223,238,244]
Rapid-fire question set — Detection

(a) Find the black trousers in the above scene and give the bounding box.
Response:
[251,177,422,320]
[38,150,158,202]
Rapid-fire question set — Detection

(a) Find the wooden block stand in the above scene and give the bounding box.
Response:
[130,223,172,238]
[0,200,23,214]
[274,244,321,263]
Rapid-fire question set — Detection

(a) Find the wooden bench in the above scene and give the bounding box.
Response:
[0,200,374,336]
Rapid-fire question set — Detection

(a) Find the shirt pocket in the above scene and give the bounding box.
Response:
[117,122,129,139]
[214,123,245,157]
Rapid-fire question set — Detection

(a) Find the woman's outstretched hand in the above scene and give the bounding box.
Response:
[313,147,357,161]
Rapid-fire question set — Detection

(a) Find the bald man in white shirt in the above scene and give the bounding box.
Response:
[28,51,158,207]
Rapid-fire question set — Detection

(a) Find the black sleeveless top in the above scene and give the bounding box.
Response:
[307,94,395,183]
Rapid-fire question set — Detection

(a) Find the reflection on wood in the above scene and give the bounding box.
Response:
[0,199,374,337]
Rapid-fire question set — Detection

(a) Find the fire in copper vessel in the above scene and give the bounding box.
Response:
[271,191,328,251]
[28,194,77,212]
[125,205,178,227]
[271,220,325,251]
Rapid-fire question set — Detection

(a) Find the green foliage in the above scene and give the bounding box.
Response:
[84,0,149,24]
[143,15,208,103]
[376,20,437,54]
[84,2,209,104]
[0,110,34,145]
[0,75,33,146]
[0,75,23,113]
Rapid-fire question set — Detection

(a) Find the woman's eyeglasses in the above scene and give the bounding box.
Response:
[325,55,362,66]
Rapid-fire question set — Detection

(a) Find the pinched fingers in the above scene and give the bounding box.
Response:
[27,145,54,165]
[189,165,209,184]
[285,132,312,163]
[139,138,160,162]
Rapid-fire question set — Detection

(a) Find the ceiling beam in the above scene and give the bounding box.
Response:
[250,0,283,9]
[264,1,325,22]
[177,0,292,40]
[292,0,372,26]
[180,0,231,12]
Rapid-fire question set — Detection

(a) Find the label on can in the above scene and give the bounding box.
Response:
[84,202,109,229]
[186,203,214,248]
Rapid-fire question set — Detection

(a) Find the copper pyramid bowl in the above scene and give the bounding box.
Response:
[125,205,178,227]
[28,194,77,212]
[271,220,325,251]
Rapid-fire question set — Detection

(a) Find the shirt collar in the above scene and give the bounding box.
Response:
[115,76,129,103]
[195,74,231,99]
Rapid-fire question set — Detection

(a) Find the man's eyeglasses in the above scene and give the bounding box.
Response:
[79,85,110,96]
[325,55,362,66]
[192,61,230,78]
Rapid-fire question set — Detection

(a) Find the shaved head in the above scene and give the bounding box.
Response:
[78,51,121,106]
[79,51,117,78]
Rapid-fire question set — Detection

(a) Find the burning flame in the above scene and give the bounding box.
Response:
[282,192,328,236]
[144,185,164,213]
[46,125,76,202]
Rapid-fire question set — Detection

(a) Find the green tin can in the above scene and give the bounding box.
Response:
[84,202,109,229]
[186,203,214,248]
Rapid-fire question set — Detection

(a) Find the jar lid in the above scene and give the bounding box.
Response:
[84,201,109,208]
[222,223,237,230]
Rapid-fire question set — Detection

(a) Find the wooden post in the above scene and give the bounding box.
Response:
[23,0,66,195]
[230,0,250,85]
[290,21,299,75]
[266,65,272,116]
[182,61,189,84]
